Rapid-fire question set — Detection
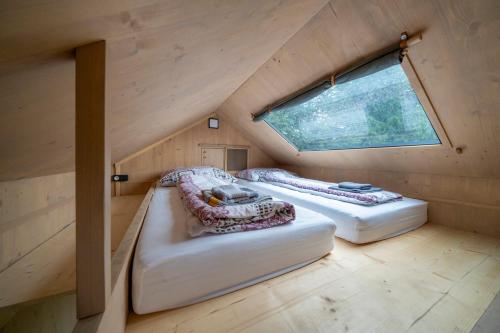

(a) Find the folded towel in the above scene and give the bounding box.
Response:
[239,187,259,198]
[212,184,258,200]
[338,182,373,190]
[202,190,271,207]
[328,185,382,193]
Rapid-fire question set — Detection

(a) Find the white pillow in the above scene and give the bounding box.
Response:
[235,168,297,182]
[160,167,235,187]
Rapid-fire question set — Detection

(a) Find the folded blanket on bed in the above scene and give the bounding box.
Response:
[177,174,295,235]
[202,190,271,207]
[328,186,382,193]
[259,173,402,206]
[338,182,372,190]
[211,184,258,200]
[333,182,382,193]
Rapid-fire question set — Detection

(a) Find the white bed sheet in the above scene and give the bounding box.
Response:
[132,186,336,314]
[237,179,427,244]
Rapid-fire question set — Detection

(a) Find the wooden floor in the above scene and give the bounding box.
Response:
[126,224,500,333]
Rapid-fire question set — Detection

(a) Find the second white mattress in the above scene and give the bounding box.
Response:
[237,180,427,244]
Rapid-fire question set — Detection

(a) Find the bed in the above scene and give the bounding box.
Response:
[237,179,427,244]
[132,186,336,314]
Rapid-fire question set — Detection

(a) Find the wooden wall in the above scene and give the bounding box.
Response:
[0,58,75,181]
[217,0,500,235]
[218,0,500,178]
[0,172,145,309]
[282,165,500,237]
[0,179,148,333]
[0,0,328,182]
[0,192,148,332]
[116,115,276,195]
[0,173,76,307]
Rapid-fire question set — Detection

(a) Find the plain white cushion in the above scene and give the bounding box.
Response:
[132,186,336,314]
[237,179,427,244]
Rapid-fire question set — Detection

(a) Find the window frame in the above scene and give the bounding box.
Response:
[263,55,452,152]
[400,56,452,148]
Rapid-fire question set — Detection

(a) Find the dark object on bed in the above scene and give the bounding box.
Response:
[329,182,382,193]
[338,182,372,190]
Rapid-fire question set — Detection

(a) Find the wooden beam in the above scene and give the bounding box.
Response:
[75,40,111,319]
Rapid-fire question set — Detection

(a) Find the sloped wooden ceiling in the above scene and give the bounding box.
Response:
[0,0,328,181]
[218,0,500,178]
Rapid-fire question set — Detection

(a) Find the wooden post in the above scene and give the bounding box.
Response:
[75,40,111,319]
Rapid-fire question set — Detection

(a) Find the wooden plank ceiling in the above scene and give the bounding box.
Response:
[0,0,328,181]
[218,0,500,178]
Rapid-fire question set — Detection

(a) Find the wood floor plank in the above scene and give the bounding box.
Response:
[126,224,500,333]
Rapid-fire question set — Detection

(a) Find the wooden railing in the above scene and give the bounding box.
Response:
[74,185,155,332]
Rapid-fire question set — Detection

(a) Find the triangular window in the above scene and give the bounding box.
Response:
[255,50,442,151]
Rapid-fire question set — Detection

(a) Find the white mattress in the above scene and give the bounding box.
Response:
[132,186,336,314]
[237,180,427,244]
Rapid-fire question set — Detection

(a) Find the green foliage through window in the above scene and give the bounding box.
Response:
[263,64,440,151]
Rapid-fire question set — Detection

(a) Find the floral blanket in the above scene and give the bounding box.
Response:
[177,174,295,236]
[259,171,402,206]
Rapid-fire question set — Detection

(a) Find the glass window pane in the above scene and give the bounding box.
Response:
[264,63,440,151]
